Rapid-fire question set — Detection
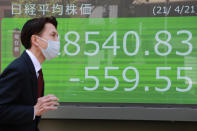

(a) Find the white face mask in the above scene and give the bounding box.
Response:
[37,36,60,60]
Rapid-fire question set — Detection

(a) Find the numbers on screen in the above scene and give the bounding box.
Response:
[84,32,100,56]
[176,30,192,56]
[123,31,140,56]
[123,66,139,91]
[104,67,119,91]
[155,67,193,92]
[154,31,172,56]
[102,31,120,56]
[176,67,192,92]
[84,67,99,91]
[63,30,192,56]
[64,31,80,56]
[155,67,171,92]
[154,30,192,56]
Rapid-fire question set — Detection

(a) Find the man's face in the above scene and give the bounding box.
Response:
[37,23,59,50]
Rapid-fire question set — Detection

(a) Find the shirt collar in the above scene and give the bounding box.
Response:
[26,50,41,73]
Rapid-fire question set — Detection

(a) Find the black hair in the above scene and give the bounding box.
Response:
[20,16,57,49]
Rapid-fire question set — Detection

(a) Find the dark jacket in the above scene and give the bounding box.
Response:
[0,51,42,131]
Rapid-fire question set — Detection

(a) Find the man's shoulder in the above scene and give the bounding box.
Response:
[11,54,26,67]
[0,51,35,78]
[2,54,27,75]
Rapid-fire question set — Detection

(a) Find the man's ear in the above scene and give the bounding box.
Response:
[31,35,39,46]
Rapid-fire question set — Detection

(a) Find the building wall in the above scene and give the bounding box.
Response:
[39,119,197,131]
